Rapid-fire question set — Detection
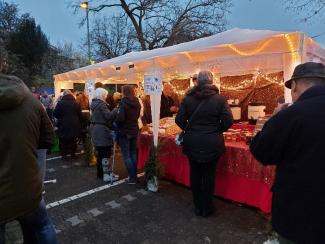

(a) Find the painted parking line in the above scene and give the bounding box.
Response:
[66,216,84,226]
[46,173,144,209]
[46,151,84,161]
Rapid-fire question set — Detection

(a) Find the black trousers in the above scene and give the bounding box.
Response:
[59,138,77,157]
[189,159,218,211]
[95,146,112,178]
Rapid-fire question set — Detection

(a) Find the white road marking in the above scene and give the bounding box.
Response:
[46,151,84,161]
[46,173,144,209]
[122,194,137,202]
[105,201,121,209]
[66,216,84,226]
[88,208,104,217]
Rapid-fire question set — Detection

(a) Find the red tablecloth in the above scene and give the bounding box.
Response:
[231,123,256,131]
[138,134,275,213]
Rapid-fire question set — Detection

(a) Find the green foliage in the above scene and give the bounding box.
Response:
[143,144,164,182]
[6,17,49,81]
[0,1,20,38]
[0,1,87,87]
[84,127,95,166]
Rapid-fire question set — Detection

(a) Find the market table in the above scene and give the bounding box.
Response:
[137,133,275,213]
[230,123,256,131]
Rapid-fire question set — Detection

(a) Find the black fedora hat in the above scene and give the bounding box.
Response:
[285,62,325,89]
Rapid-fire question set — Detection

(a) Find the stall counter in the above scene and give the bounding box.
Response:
[138,133,275,213]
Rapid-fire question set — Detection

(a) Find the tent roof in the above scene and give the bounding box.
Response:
[54,28,325,82]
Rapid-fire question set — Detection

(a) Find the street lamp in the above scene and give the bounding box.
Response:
[80,2,91,64]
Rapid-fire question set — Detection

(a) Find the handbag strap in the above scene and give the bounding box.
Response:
[184,98,207,131]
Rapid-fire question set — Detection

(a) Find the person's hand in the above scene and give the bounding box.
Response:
[170,106,179,113]
[273,103,290,115]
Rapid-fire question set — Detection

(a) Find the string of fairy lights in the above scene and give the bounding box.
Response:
[157,71,284,95]
[220,71,283,91]
[112,69,283,98]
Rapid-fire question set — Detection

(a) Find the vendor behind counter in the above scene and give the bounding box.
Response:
[160,83,179,118]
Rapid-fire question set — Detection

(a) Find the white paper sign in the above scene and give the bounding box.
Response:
[85,79,95,95]
[144,75,162,95]
[85,79,95,100]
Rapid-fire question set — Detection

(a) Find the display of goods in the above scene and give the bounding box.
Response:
[147,117,182,136]
[224,128,254,144]
[254,116,270,133]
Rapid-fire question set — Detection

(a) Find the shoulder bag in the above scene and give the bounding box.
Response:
[175,99,206,146]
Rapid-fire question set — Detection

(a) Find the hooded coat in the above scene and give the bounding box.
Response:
[0,74,55,224]
[116,96,141,137]
[90,98,116,147]
[175,84,233,162]
[250,86,325,244]
[53,94,82,139]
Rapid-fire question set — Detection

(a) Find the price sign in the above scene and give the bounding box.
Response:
[144,75,162,95]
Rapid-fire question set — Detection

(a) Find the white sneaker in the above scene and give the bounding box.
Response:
[103,173,119,182]
[263,239,279,244]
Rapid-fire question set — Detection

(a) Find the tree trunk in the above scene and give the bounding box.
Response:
[119,0,146,50]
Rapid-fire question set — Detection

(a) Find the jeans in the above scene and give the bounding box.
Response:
[0,199,57,244]
[37,149,47,185]
[189,159,218,212]
[119,135,138,181]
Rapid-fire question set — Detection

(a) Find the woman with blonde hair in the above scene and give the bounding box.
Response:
[90,88,117,180]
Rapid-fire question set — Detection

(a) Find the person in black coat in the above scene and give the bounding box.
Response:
[175,71,233,217]
[116,85,141,184]
[54,90,82,160]
[250,62,325,244]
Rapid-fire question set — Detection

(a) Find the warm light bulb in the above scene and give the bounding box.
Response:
[80,2,88,9]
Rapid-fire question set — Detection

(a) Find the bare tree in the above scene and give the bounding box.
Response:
[284,0,325,23]
[72,0,231,55]
[40,42,88,85]
[90,16,136,60]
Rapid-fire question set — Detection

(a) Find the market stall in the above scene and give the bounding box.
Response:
[54,28,325,212]
[54,28,325,101]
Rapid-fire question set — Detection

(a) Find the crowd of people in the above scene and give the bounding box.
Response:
[1,62,325,243]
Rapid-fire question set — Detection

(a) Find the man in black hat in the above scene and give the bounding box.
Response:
[250,62,325,244]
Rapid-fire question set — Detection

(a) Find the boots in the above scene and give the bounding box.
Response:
[102,158,119,183]
[102,158,110,182]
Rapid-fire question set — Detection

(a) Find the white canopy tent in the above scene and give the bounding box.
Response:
[54,28,325,101]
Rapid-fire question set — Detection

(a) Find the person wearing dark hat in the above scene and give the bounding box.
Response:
[250,62,325,244]
[176,70,233,217]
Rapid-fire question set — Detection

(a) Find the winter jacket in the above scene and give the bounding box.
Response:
[160,93,175,119]
[175,84,233,162]
[53,94,82,139]
[0,74,55,224]
[142,95,152,125]
[40,95,53,109]
[250,86,325,244]
[116,96,141,137]
[76,93,89,110]
[90,98,116,147]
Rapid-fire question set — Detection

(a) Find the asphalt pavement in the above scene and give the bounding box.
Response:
[5,148,272,244]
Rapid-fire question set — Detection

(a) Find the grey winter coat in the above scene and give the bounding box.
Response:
[90,98,116,147]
